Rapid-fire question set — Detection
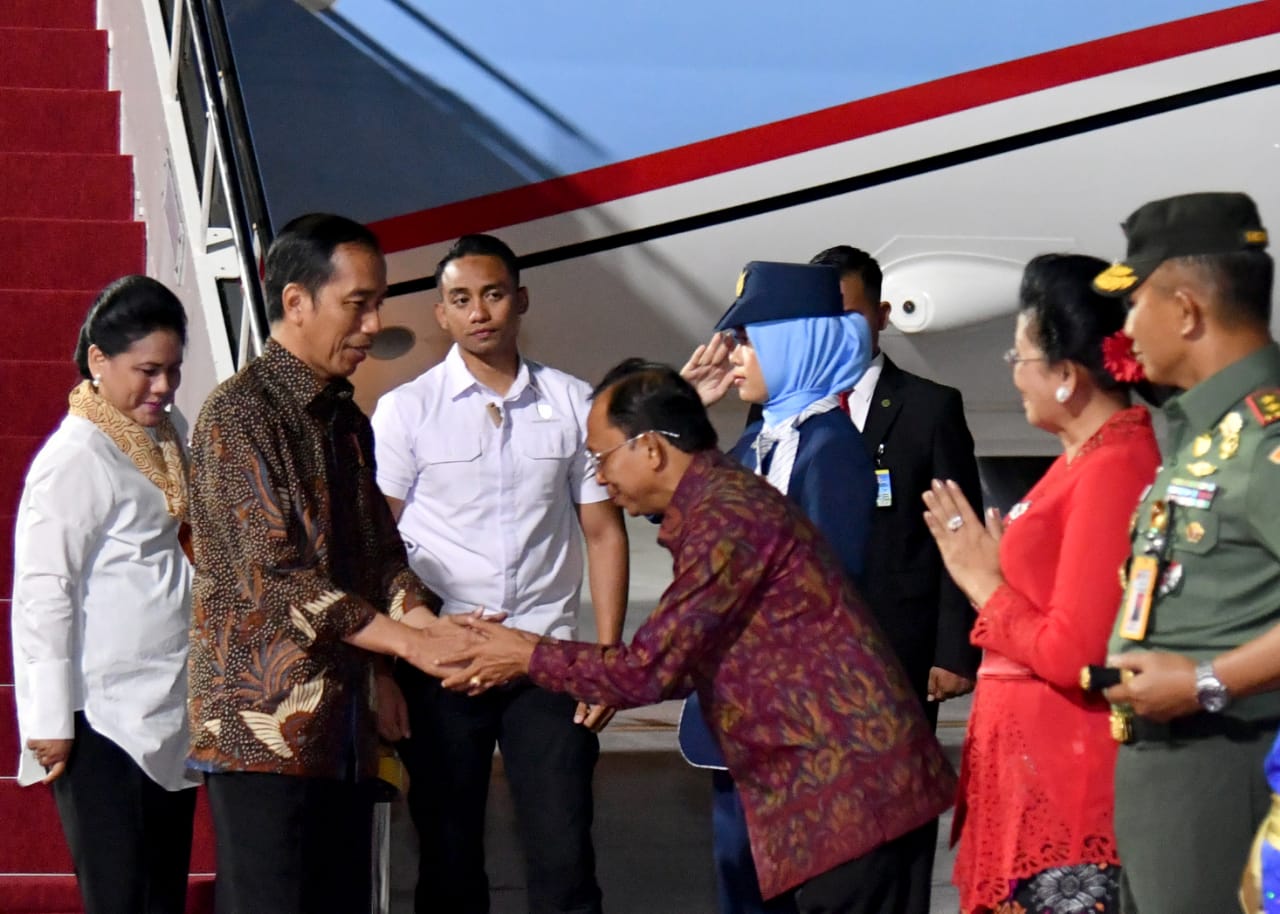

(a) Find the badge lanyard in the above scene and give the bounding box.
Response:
[1118,498,1175,641]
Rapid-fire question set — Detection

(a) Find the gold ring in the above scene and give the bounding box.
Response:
[469,676,482,687]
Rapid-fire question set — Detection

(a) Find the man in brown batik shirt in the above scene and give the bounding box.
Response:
[187,213,463,914]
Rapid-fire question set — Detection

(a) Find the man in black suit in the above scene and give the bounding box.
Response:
[809,245,982,714]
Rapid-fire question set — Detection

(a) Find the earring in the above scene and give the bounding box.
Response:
[92,375,101,389]
[1054,385,1070,403]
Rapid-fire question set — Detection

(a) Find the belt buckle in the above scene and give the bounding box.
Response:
[1110,709,1133,744]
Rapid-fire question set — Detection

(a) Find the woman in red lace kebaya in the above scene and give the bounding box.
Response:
[921,254,1161,914]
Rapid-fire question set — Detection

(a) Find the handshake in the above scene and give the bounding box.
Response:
[398,608,539,692]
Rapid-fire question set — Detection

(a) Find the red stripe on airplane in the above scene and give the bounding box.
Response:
[371,1,1280,253]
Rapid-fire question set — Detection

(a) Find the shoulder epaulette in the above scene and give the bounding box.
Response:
[1245,388,1280,427]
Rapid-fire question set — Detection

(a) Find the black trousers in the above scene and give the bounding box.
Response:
[206,771,374,914]
[52,712,196,914]
[790,829,920,914]
[397,668,602,914]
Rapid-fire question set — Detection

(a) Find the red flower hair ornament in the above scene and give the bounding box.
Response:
[1102,330,1145,384]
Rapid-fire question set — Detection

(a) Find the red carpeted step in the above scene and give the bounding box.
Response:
[0,0,96,30]
[0,875,82,914]
[0,29,107,90]
[0,781,74,872]
[0,436,44,517]
[0,219,143,291]
[192,790,217,872]
[0,687,18,777]
[0,154,132,221]
[0,515,13,594]
[0,875,215,914]
[0,89,118,154]
[0,290,92,362]
[0,362,78,438]
[0,602,12,682]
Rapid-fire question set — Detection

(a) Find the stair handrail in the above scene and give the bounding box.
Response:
[163,0,272,368]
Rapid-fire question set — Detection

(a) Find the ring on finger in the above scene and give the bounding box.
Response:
[946,515,964,532]
[469,675,482,688]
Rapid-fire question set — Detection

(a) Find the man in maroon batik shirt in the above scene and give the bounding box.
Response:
[438,359,955,914]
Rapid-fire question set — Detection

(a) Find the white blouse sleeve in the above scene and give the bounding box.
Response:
[11,442,115,742]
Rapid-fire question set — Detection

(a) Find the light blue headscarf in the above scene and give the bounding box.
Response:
[748,312,872,426]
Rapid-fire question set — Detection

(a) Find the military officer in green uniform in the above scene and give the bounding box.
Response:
[1093,191,1277,913]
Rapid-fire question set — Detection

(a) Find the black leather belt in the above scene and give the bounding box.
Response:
[1126,713,1280,744]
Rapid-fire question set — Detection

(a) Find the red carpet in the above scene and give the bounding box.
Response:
[0,2,215,910]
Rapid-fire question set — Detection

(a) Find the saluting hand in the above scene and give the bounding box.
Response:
[922,479,1005,607]
[680,334,735,407]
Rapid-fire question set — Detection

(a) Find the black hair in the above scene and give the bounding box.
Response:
[590,359,718,453]
[434,234,521,290]
[264,213,382,323]
[1174,250,1273,327]
[74,275,188,379]
[1019,253,1139,394]
[809,245,883,302]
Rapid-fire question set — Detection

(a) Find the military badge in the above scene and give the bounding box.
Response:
[1192,435,1212,458]
[1185,521,1206,544]
[1158,561,1184,597]
[1094,263,1138,293]
[1187,461,1217,478]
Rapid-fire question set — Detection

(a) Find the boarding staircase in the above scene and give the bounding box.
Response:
[0,0,248,909]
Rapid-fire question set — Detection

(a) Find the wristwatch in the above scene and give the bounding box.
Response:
[1195,660,1231,713]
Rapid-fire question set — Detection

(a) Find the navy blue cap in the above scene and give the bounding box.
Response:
[713,261,844,331]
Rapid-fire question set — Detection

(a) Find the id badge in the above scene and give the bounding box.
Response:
[1118,554,1158,641]
[875,469,892,508]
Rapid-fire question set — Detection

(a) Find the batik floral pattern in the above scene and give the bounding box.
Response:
[530,451,956,899]
[187,341,435,778]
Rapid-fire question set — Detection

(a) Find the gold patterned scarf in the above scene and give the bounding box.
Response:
[67,380,189,521]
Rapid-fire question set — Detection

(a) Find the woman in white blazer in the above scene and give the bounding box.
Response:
[11,275,195,914]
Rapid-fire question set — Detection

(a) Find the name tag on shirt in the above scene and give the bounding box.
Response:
[875,469,892,508]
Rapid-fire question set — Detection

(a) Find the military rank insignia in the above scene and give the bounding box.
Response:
[1247,389,1280,426]
[1094,263,1138,293]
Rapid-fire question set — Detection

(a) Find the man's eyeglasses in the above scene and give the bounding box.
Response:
[1002,348,1047,367]
[585,430,682,476]
[719,329,749,353]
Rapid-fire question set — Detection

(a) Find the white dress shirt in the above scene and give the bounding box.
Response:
[11,415,193,789]
[845,351,886,432]
[371,346,609,639]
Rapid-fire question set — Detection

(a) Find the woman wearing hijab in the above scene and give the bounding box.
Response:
[681,261,881,914]
[11,275,195,913]
[920,254,1160,914]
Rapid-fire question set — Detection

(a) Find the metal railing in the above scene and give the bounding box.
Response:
[160,0,271,368]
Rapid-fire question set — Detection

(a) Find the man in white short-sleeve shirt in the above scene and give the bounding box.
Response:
[371,233,628,914]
